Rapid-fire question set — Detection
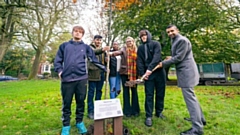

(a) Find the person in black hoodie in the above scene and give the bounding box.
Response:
[54,26,106,135]
[137,29,166,127]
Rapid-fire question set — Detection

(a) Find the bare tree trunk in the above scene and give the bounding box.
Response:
[0,5,15,62]
[0,43,8,62]
[28,49,42,79]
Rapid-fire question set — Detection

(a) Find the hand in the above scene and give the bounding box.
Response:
[58,71,62,80]
[108,52,114,56]
[143,70,152,80]
[165,56,172,60]
[145,70,152,76]
[140,74,148,80]
[158,62,163,68]
[143,74,149,80]
[105,57,109,62]
[102,46,110,51]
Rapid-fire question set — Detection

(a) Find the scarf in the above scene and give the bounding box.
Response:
[127,48,137,81]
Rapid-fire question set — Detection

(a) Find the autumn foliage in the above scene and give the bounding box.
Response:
[73,0,77,3]
[72,0,138,10]
[104,0,139,10]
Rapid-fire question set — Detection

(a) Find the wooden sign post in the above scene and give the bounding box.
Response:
[94,99,123,135]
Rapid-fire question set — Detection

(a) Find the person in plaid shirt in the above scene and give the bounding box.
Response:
[109,36,140,117]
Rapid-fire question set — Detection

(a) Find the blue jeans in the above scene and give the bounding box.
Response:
[87,72,105,114]
[109,72,121,99]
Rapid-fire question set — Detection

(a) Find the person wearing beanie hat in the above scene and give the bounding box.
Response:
[87,34,110,119]
[93,35,102,39]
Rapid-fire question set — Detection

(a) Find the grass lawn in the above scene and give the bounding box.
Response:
[0,80,240,135]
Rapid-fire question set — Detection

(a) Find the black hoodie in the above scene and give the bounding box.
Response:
[137,30,163,78]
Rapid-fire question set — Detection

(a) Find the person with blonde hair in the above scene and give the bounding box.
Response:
[109,36,140,117]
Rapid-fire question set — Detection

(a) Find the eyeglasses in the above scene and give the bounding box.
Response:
[126,41,132,43]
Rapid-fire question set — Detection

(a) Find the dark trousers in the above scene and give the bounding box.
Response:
[121,75,140,115]
[87,72,105,114]
[144,70,166,118]
[61,79,87,126]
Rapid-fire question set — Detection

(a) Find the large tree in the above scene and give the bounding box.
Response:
[0,0,27,62]
[190,0,240,63]
[18,0,73,79]
[111,0,240,63]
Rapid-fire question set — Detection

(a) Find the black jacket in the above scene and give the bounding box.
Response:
[137,30,163,79]
[108,50,118,77]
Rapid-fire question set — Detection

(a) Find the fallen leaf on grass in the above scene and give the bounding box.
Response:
[15,131,21,134]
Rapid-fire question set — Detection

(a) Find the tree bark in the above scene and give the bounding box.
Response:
[28,48,42,79]
[0,43,8,62]
[0,5,15,62]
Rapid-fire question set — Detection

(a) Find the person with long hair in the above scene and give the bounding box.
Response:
[109,36,140,117]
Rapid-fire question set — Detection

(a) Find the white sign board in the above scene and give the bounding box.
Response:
[94,98,123,120]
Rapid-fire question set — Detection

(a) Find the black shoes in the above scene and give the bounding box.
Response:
[184,117,192,121]
[117,90,121,95]
[184,117,207,126]
[88,113,94,119]
[180,128,204,135]
[132,113,140,117]
[125,113,139,117]
[145,117,152,127]
[125,114,131,117]
[155,113,166,119]
[144,113,165,127]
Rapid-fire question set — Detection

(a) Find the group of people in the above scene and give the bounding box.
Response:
[54,25,206,135]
